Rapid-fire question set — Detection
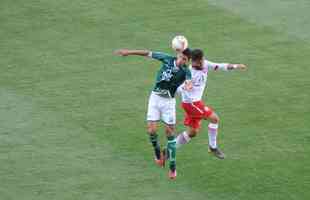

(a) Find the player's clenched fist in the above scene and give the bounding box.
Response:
[237,64,247,70]
[114,49,130,56]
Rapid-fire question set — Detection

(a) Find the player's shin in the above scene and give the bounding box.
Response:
[208,123,218,149]
[149,133,161,160]
[167,135,177,172]
[176,131,191,148]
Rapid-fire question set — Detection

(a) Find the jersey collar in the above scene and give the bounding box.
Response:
[173,60,181,72]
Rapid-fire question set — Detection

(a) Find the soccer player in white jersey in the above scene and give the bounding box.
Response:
[176,49,247,158]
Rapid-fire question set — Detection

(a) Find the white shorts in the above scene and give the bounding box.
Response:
[146,92,176,125]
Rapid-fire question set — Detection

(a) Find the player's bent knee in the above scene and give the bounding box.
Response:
[211,118,219,124]
[210,113,220,124]
[188,128,199,138]
[147,127,157,134]
[147,123,157,134]
[164,124,175,136]
[148,130,156,135]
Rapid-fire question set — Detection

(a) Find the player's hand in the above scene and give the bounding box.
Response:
[236,64,247,70]
[114,49,130,56]
[183,80,193,91]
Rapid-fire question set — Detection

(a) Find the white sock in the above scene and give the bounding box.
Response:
[208,123,218,149]
[176,131,191,149]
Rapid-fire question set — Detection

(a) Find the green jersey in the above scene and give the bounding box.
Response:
[150,52,191,98]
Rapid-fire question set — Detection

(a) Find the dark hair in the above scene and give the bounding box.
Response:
[182,48,192,60]
[191,49,204,62]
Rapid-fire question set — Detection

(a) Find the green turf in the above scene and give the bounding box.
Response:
[0,0,309,199]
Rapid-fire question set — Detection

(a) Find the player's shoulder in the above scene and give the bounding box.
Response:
[152,51,174,59]
[181,64,191,71]
[201,59,209,72]
[203,59,209,67]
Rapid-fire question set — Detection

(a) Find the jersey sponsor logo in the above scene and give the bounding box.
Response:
[193,75,205,86]
[161,69,173,81]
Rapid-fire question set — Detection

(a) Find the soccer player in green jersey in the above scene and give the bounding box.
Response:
[115,48,192,179]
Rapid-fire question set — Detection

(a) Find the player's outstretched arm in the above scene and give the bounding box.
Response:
[114,49,150,57]
[207,60,247,71]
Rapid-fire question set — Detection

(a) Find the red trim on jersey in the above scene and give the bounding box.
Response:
[181,101,213,129]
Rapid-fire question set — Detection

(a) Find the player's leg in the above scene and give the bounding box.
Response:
[176,120,200,148]
[161,98,177,179]
[146,93,163,165]
[147,121,162,163]
[176,101,202,148]
[206,112,219,149]
[204,111,225,159]
[164,123,177,179]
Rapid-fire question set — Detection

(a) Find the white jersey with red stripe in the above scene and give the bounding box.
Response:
[179,59,229,103]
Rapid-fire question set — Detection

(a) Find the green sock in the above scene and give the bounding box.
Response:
[149,133,161,160]
[167,135,176,171]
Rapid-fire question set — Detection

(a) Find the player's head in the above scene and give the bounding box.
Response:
[176,48,192,66]
[191,49,204,69]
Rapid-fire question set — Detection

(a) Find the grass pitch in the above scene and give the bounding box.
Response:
[0,0,309,199]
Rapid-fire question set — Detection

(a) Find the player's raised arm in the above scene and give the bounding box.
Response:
[114,49,173,63]
[114,49,150,57]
